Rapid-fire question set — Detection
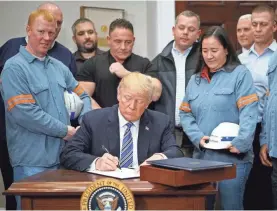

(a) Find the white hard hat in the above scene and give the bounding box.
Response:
[203,122,240,149]
[64,90,84,120]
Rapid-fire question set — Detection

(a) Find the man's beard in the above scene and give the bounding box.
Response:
[77,41,97,53]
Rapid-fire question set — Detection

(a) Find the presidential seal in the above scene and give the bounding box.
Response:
[80,178,135,211]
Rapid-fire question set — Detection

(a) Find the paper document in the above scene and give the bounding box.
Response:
[87,168,140,179]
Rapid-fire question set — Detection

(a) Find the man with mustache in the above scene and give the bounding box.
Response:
[239,4,277,210]
[76,18,161,109]
[72,18,104,73]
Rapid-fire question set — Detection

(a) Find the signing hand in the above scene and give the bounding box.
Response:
[109,62,129,78]
[95,153,119,171]
[260,144,272,167]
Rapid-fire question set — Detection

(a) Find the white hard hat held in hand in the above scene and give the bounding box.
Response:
[204,122,240,150]
[64,90,84,120]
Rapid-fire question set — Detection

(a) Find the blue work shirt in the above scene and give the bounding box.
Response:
[0,46,91,167]
[260,50,277,159]
[180,64,258,164]
[239,40,277,122]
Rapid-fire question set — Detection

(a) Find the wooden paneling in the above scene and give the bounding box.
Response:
[175,1,277,50]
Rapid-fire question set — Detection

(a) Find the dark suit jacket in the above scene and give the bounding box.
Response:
[60,105,184,171]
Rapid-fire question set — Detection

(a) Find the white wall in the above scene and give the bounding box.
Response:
[0,1,148,57]
[0,1,175,60]
[146,0,175,59]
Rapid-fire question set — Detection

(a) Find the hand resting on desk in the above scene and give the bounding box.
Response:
[140,153,167,166]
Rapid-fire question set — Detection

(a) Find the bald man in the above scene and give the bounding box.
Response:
[0,3,77,210]
[236,14,254,55]
[0,9,91,209]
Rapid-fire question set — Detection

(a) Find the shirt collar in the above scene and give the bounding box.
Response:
[19,45,51,64]
[242,47,249,54]
[25,36,56,49]
[249,40,277,56]
[74,48,103,61]
[118,108,140,129]
[74,51,86,61]
[200,63,237,82]
[108,50,133,66]
[172,41,192,56]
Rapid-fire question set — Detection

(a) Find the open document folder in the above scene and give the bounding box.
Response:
[87,167,140,179]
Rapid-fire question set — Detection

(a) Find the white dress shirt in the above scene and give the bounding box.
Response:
[171,42,192,126]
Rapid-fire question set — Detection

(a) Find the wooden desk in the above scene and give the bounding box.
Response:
[4,169,216,210]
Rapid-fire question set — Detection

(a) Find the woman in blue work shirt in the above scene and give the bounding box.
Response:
[179,26,258,210]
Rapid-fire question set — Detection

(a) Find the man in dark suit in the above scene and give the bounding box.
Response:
[60,72,183,171]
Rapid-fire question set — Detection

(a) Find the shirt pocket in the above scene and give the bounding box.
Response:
[212,88,234,112]
[188,93,200,113]
[29,83,49,109]
[57,79,67,91]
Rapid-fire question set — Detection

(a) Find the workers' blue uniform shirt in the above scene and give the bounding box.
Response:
[180,64,258,164]
[0,46,91,167]
[260,50,277,159]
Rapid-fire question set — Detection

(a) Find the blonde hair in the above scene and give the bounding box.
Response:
[28,9,55,26]
[118,72,153,101]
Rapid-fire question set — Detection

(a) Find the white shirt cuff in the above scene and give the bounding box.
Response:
[86,158,99,171]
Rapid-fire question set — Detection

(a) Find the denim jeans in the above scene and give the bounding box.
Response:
[272,157,277,209]
[13,165,59,210]
[218,162,252,210]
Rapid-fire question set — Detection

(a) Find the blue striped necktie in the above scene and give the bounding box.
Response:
[120,122,133,168]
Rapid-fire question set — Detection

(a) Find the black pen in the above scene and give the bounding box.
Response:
[101,145,121,170]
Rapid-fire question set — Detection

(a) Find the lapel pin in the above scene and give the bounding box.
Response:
[145,126,149,130]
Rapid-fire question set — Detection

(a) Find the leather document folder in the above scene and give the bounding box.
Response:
[147,157,233,171]
[141,158,236,187]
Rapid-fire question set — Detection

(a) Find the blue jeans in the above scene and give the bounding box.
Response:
[13,165,59,210]
[218,162,252,210]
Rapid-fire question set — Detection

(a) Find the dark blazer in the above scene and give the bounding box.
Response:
[60,105,184,171]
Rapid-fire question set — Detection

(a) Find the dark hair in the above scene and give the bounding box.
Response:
[71,18,95,35]
[195,26,240,75]
[109,18,134,35]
